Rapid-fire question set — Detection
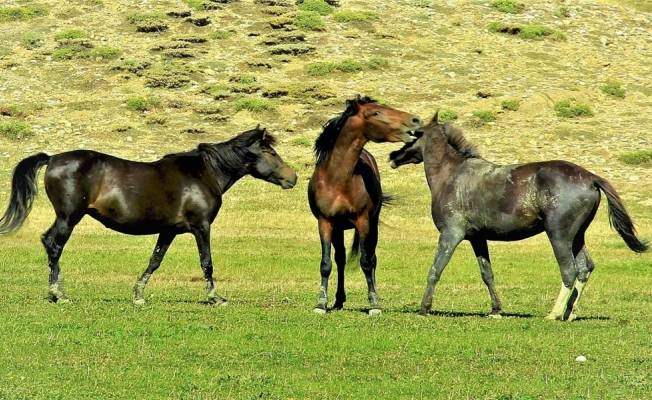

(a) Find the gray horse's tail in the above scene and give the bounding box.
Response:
[594,175,648,253]
[0,153,51,235]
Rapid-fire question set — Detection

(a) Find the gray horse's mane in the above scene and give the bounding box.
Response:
[441,122,481,159]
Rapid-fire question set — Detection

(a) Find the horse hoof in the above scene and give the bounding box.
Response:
[368,309,382,317]
[487,313,502,319]
[208,297,228,306]
[57,297,71,304]
[566,313,577,322]
[133,298,146,306]
[312,307,327,315]
[544,314,562,321]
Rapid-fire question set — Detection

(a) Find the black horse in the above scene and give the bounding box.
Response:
[0,126,297,304]
[389,112,648,321]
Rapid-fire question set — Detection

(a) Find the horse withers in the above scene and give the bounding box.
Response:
[0,126,297,305]
[389,112,647,321]
[308,95,422,316]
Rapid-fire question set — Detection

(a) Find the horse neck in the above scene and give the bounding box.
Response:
[423,129,463,183]
[321,121,367,183]
[214,169,244,193]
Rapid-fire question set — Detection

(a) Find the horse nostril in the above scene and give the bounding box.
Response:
[412,117,423,127]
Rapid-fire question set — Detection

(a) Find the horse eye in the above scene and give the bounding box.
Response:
[373,111,381,116]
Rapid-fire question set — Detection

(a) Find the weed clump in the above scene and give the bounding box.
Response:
[307,59,361,75]
[0,6,49,23]
[500,99,520,111]
[554,99,593,118]
[554,7,571,18]
[93,46,121,59]
[125,96,161,112]
[487,22,566,41]
[200,83,230,97]
[332,11,378,22]
[602,81,626,98]
[0,104,27,118]
[209,30,231,39]
[54,29,86,41]
[235,98,275,112]
[291,137,312,147]
[473,110,497,122]
[22,31,44,49]
[367,57,389,70]
[0,121,33,141]
[145,64,192,89]
[294,11,326,30]
[491,0,524,14]
[438,109,458,122]
[298,0,334,15]
[618,150,652,165]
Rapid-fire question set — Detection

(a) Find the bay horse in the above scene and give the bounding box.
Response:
[388,112,648,321]
[0,126,297,304]
[308,95,422,316]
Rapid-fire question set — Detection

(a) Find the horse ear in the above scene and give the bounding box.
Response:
[431,110,440,125]
[255,123,261,130]
[261,127,267,139]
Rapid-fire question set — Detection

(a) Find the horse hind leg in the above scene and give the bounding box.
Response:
[331,228,347,310]
[41,216,79,303]
[133,232,175,305]
[545,238,580,321]
[564,246,595,321]
[359,219,381,316]
[470,239,502,317]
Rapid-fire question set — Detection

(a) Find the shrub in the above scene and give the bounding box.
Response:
[618,150,652,165]
[22,31,43,48]
[235,98,275,112]
[0,6,49,23]
[332,11,378,23]
[54,29,86,41]
[92,46,121,59]
[554,99,593,118]
[0,104,26,118]
[125,96,160,112]
[126,12,166,23]
[307,62,336,76]
[298,0,334,15]
[438,109,458,123]
[500,99,520,111]
[519,25,566,41]
[52,47,84,61]
[0,121,33,141]
[291,137,312,147]
[336,59,361,72]
[294,11,326,31]
[367,57,389,70]
[602,81,626,98]
[472,110,497,122]
[491,0,524,14]
[554,7,571,17]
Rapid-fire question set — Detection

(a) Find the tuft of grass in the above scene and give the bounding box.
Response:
[125,96,161,112]
[307,59,361,75]
[297,0,334,15]
[92,46,121,59]
[411,0,432,7]
[618,150,652,165]
[291,137,312,147]
[145,116,167,125]
[336,59,361,73]
[209,30,231,39]
[554,99,593,118]
[54,29,86,41]
[367,57,390,70]
[126,12,166,23]
[52,46,84,61]
[437,109,458,123]
[0,104,27,118]
[199,83,230,97]
[231,76,257,85]
[554,7,571,17]
[472,110,497,122]
[235,98,275,112]
[294,11,326,31]
[519,25,566,41]
[0,5,49,22]
[0,121,33,140]
[602,81,626,98]
[500,99,520,111]
[332,11,378,23]
[22,31,43,48]
[490,0,525,14]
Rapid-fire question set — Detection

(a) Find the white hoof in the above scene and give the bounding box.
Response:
[57,297,71,304]
[487,313,502,319]
[218,301,228,307]
[312,307,327,315]
[133,298,146,306]
[369,309,382,317]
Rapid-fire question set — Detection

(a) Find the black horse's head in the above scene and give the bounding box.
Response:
[247,126,298,189]
[388,110,440,168]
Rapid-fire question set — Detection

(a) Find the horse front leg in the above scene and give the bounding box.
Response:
[193,224,227,306]
[357,217,381,316]
[313,218,333,314]
[331,227,347,310]
[419,230,464,317]
[470,238,502,317]
[133,232,175,305]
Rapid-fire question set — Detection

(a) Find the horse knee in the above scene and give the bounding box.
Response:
[319,258,332,276]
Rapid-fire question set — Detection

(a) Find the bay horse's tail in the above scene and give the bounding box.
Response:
[0,153,51,235]
[349,193,396,261]
[594,175,648,253]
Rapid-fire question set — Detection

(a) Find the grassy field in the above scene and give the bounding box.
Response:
[0,164,651,399]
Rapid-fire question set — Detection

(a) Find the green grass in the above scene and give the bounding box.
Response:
[294,11,326,31]
[307,59,362,75]
[487,22,567,41]
[0,104,27,118]
[554,99,594,118]
[367,57,390,70]
[411,0,432,7]
[473,110,497,122]
[234,98,275,112]
[291,137,312,147]
[92,46,121,59]
[126,12,166,23]
[332,11,378,23]
[491,0,525,14]
[501,99,520,111]
[618,150,652,165]
[22,31,43,48]
[0,5,49,22]
[0,121,33,140]
[54,29,86,41]
[554,6,571,17]
[297,0,335,15]
[438,109,458,122]
[125,96,161,112]
[208,30,231,39]
[602,81,626,98]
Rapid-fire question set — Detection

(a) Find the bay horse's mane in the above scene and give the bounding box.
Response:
[313,95,378,165]
[440,122,482,159]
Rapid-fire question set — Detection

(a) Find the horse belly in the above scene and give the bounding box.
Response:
[475,216,545,241]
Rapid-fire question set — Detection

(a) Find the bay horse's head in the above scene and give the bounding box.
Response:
[388,111,438,168]
[349,96,423,144]
[248,126,298,189]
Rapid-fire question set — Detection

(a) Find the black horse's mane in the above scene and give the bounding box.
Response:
[314,95,377,165]
[441,122,481,159]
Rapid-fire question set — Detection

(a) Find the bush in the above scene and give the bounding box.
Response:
[0,121,33,141]
[438,109,458,123]
[291,137,312,147]
[235,98,275,112]
[553,99,593,118]
[126,12,166,23]
[54,29,86,41]
[332,11,378,23]
[602,81,626,98]
[491,0,524,14]
[307,62,336,76]
[367,57,389,70]
[0,104,26,118]
[336,59,361,72]
[500,99,520,111]
[92,46,121,59]
[22,31,43,48]
[0,6,49,23]
[618,150,652,165]
[298,0,334,15]
[125,96,161,112]
[294,11,326,31]
[519,25,566,41]
[472,110,497,122]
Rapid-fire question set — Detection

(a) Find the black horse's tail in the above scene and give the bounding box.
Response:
[594,175,648,253]
[349,193,396,261]
[0,153,51,235]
